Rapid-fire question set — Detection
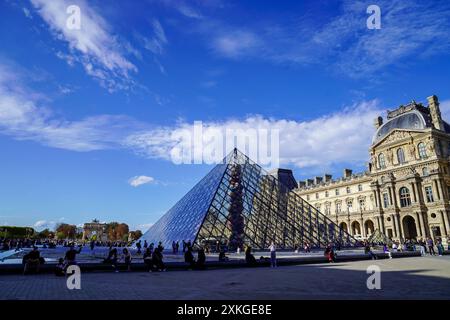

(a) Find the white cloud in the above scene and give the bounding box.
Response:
[135,223,154,232]
[0,61,138,152]
[23,7,33,19]
[181,0,450,77]
[124,100,382,170]
[30,0,137,91]
[212,30,261,58]
[439,99,450,121]
[128,176,155,187]
[177,4,203,19]
[33,220,57,231]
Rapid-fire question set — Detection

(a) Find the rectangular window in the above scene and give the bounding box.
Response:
[425,186,434,202]
[383,193,389,208]
[335,189,339,196]
[358,184,363,192]
[359,199,365,211]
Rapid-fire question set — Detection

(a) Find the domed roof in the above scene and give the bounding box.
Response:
[372,110,428,144]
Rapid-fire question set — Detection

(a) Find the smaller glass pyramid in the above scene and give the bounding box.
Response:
[140,149,359,250]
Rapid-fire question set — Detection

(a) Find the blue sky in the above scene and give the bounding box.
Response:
[1,0,450,231]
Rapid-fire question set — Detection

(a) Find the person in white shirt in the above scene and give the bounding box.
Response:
[269,242,277,268]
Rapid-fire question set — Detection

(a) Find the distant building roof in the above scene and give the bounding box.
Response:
[372,101,450,144]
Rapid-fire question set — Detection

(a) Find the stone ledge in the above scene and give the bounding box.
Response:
[0,251,428,275]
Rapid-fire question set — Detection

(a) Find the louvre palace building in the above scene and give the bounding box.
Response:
[295,95,450,244]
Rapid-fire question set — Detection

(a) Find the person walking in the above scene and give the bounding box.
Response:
[136,240,142,255]
[427,237,436,256]
[437,238,444,256]
[269,242,277,268]
[143,247,153,272]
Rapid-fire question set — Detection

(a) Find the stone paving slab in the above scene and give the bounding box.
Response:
[1,256,449,300]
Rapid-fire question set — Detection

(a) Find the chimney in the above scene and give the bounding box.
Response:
[315,176,323,184]
[324,174,332,182]
[343,169,352,179]
[306,179,314,186]
[428,95,444,131]
[374,116,383,129]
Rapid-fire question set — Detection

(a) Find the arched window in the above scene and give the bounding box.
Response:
[399,187,411,207]
[378,153,386,168]
[397,148,405,164]
[418,142,427,159]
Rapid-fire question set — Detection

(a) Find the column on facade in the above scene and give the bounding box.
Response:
[391,214,398,238]
[416,212,426,238]
[376,216,381,230]
[440,179,449,201]
[372,190,378,208]
[416,181,424,203]
[360,217,366,238]
[396,214,404,239]
[433,179,441,201]
[410,182,417,203]
[380,215,385,234]
[437,179,445,201]
[441,210,450,236]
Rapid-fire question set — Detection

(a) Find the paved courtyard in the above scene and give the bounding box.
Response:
[1,256,449,300]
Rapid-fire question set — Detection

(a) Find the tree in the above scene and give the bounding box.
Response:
[129,230,142,241]
[55,223,76,239]
[105,222,129,241]
[38,228,53,239]
[227,164,245,251]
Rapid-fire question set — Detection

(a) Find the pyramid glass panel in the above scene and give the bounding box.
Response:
[140,149,359,250]
[139,163,227,249]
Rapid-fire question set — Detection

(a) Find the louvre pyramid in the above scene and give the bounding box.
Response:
[140,149,358,250]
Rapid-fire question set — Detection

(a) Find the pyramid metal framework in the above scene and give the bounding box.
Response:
[140,149,359,250]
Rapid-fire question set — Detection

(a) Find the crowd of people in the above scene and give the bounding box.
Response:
[2,235,449,276]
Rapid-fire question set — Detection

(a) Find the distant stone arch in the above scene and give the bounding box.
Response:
[339,222,348,233]
[351,221,361,236]
[402,215,418,240]
[364,219,375,236]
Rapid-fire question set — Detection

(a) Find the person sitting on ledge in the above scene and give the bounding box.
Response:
[245,246,257,265]
[218,249,229,262]
[122,248,132,272]
[143,247,153,272]
[55,258,65,276]
[184,246,196,270]
[23,246,41,275]
[64,244,82,268]
[152,247,166,272]
[324,244,335,263]
[196,247,206,270]
[104,246,118,272]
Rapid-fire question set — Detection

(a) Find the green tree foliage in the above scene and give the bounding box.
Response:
[55,223,77,239]
[0,226,35,238]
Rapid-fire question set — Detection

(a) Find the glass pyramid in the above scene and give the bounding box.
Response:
[140,149,358,250]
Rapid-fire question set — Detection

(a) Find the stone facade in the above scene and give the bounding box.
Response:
[82,219,108,241]
[295,95,450,243]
